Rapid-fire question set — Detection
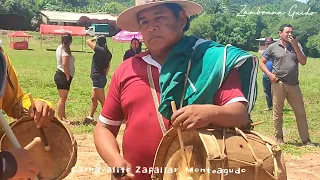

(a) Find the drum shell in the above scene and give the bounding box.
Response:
[152,127,287,180]
[0,116,77,180]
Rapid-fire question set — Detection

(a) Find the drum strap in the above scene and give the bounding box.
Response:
[147,59,192,135]
[147,64,167,135]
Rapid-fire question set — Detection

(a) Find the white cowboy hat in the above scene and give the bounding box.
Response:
[117,0,203,32]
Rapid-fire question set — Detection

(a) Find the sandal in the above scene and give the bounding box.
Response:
[59,118,71,125]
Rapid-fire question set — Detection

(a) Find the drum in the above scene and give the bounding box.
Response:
[0,116,77,180]
[152,126,287,180]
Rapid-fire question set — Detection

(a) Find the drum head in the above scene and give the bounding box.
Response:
[0,117,77,180]
[154,129,211,180]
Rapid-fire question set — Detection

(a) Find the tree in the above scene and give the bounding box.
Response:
[105,1,127,15]
[230,0,281,6]
[307,0,320,12]
[187,14,216,39]
[188,13,259,51]
[306,33,320,58]
[0,0,37,29]
[193,0,239,14]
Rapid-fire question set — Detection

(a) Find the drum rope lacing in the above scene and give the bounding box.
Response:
[212,127,282,180]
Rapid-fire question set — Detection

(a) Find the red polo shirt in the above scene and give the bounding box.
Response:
[99,52,247,180]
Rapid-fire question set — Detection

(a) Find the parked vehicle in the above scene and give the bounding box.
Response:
[86,24,109,36]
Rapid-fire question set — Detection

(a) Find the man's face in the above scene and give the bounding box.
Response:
[137,5,186,53]
[265,42,271,48]
[279,27,293,42]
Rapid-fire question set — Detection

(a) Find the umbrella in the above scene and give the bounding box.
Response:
[112,30,143,43]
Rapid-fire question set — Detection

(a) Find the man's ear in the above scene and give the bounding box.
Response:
[178,11,188,29]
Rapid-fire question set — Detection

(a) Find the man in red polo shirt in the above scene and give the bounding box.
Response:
[94,1,257,180]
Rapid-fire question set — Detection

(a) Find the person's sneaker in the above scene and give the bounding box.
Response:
[83,116,95,125]
[264,107,272,111]
[85,116,94,121]
[276,138,285,145]
[303,141,316,147]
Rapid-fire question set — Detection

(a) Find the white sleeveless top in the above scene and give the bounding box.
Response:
[56,44,75,77]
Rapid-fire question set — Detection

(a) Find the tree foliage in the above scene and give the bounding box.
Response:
[188,0,320,57]
[104,1,127,14]
[306,33,320,58]
[188,13,261,51]
[307,0,320,12]
[187,14,216,40]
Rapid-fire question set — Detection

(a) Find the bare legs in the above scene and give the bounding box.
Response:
[89,88,105,119]
[57,89,70,123]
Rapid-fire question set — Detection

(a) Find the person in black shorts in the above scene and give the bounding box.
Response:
[85,35,112,123]
[54,33,74,124]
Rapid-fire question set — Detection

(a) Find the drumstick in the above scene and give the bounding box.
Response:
[24,137,42,150]
[0,111,40,180]
[39,127,51,151]
[29,94,51,151]
[171,101,192,174]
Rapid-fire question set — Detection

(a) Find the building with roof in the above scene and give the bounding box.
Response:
[40,10,118,26]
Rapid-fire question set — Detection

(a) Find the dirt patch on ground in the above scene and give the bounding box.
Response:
[63,134,111,180]
[284,153,320,180]
[64,125,320,180]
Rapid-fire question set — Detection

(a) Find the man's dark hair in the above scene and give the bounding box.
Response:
[163,3,190,32]
[279,24,293,32]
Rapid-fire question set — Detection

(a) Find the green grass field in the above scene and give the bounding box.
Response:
[1,30,320,156]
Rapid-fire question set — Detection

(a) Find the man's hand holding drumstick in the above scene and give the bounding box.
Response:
[27,94,55,128]
[29,94,51,151]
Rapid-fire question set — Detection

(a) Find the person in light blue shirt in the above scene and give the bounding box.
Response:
[262,37,274,111]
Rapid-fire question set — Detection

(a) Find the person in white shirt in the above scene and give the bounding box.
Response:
[54,33,75,124]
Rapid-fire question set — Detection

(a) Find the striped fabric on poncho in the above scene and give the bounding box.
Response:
[158,35,259,120]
